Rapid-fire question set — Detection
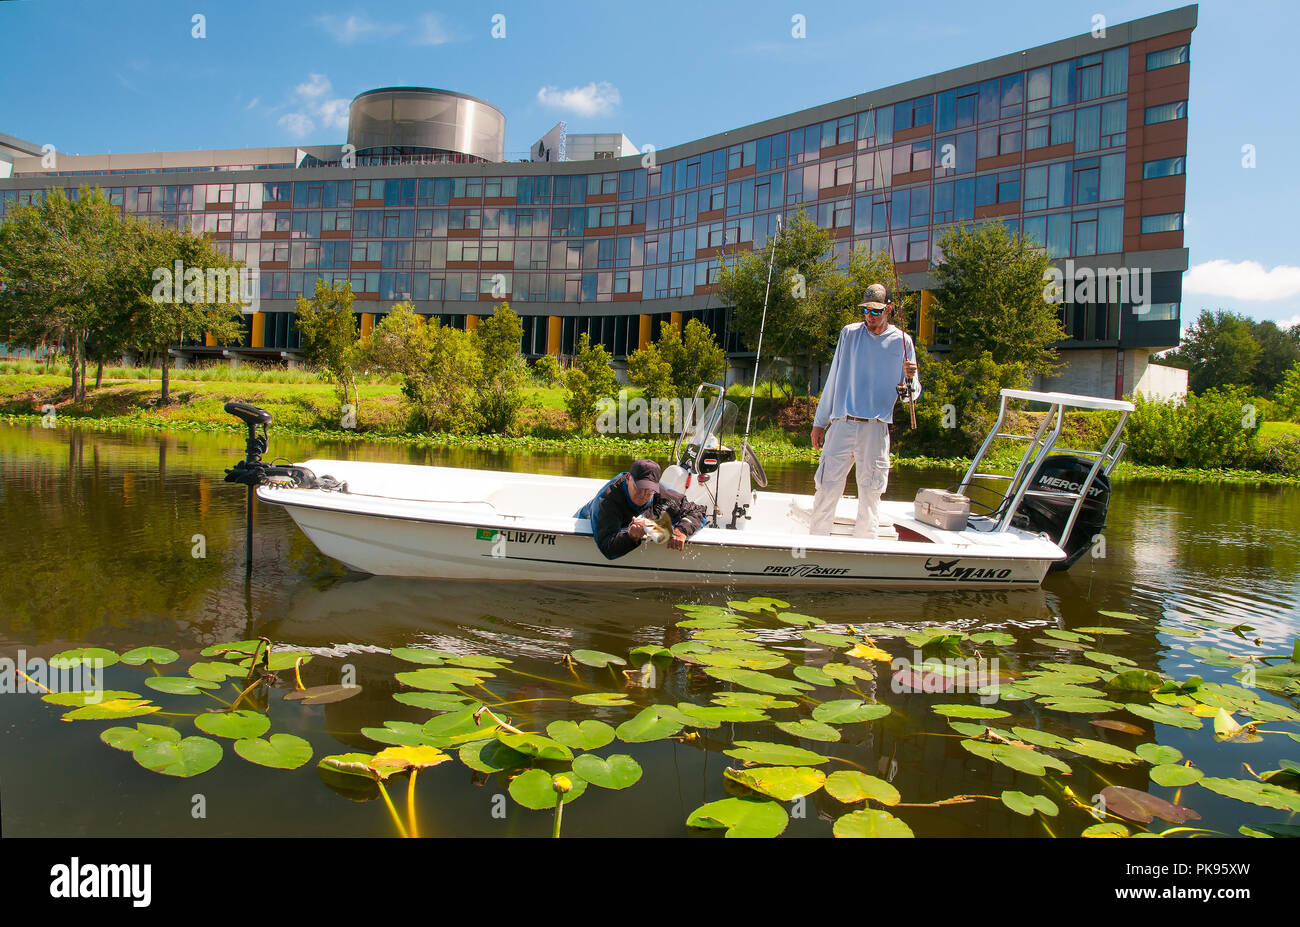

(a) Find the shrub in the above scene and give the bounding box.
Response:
[1125,387,1260,469]
[563,333,617,432]
[532,354,560,387]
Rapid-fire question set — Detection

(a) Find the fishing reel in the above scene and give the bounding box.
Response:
[897,382,916,403]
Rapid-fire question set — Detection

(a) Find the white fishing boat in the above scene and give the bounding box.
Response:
[224,385,1133,589]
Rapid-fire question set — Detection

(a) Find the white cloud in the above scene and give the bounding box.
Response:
[413,13,454,46]
[536,81,621,116]
[1183,259,1300,302]
[278,113,315,137]
[277,74,349,139]
[246,97,260,110]
[314,13,401,44]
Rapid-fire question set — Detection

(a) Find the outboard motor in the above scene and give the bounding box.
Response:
[1016,454,1111,571]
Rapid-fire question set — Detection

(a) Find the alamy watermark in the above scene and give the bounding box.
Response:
[1,651,104,698]
[596,391,713,436]
[890,651,1002,705]
[1043,259,1151,314]
[151,259,259,312]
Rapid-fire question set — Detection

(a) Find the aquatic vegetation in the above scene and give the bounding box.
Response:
[33,597,1300,838]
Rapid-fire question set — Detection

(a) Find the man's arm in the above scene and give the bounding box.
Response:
[812,328,845,432]
[660,488,707,539]
[903,332,922,401]
[592,489,641,560]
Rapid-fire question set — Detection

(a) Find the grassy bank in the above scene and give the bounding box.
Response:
[5,367,1299,484]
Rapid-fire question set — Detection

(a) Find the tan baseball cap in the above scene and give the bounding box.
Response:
[858,283,890,311]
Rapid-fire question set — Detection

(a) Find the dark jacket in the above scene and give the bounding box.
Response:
[574,472,708,560]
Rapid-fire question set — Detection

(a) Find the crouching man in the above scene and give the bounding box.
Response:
[574,458,707,560]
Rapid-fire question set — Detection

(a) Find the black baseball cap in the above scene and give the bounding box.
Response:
[629,459,662,491]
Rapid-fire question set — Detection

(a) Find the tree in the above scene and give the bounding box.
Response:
[422,320,482,433]
[563,332,617,432]
[627,318,727,399]
[365,302,431,421]
[474,303,527,433]
[533,354,560,386]
[626,331,675,400]
[1275,361,1300,420]
[130,218,245,403]
[931,221,1065,377]
[1166,310,1260,395]
[1246,319,1300,397]
[296,278,361,413]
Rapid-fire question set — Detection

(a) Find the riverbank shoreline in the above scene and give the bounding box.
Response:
[7,411,1299,485]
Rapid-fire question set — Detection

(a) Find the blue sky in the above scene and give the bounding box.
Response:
[0,0,1295,329]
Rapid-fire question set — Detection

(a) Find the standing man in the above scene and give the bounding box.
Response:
[809,283,921,538]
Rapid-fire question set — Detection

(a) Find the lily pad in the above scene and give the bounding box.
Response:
[133,735,223,778]
[931,704,1011,720]
[44,690,142,707]
[546,719,616,751]
[49,647,119,668]
[811,699,892,725]
[1010,727,1073,750]
[774,612,824,626]
[496,733,574,762]
[569,649,627,669]
[194,710,270,740]
[1062,738,1141,765]
[1197,777,1300,812]
[615,706,684,743]
[801,631,857,648]
[1105,670,1164,692]
[62,698,160,721]
[282,684,363,705]
[508,768,587,810]
[1082,822,1131,837]
[1126,702,1202,730]
[570,692,633,707]
[961,739,1071,776]
[234,734,313,770]
[1038,696,1123,714]
[393,692,478,712]
[703,667,813,695]
[458,739,530,774]
[793,665,835,687]
[389,647,449,665]
[725,765,826,801]
[775,719,841,742]
[144,676,219,695]
[1001,790,1059,816]
[119,647,179,666]
[1100,785,1200,824]
[396,666,495,691]
[969,632,1015,646]
[712,692,797,710]
[824,770,899,806]
[101,723,179,752]
[1136,742,1183,765]
[832,809,914,838]
[369,745,451,775]
[1150,764,1203,787]
[724,740,829,766]
[188,661,245,681]
[687,797,788,838]
[572,753,643,790]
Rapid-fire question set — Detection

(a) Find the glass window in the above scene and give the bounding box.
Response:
[977,80,1000,122]
[1102,47,1128,95]
[1023,215,1046,247]
[1147,45,1189,70]
[1098,206,1123,253]
[1073,160,1100,204]
[1078,60,1102,101]
[1143,302,1179,321]
[1143,156,1186,179]
[1141,213,1183,233]
[1051,111,1074,145]
[1047,213,1070,256]
[1024,165,1048,210]
[1000,74,1023,116]
[1100,100,1126,148]
[936,90,956,131]
[1075,106,1100,152]
[1100,153,1125,200]
[1026,115,1050,149]
[1051,61,1074,108]
[1027,67,1051,113]
[1049,162,1071,208]
[954,178,974,220]
[1144,101,1187,124]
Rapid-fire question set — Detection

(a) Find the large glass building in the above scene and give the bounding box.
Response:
[0,6,1195,399]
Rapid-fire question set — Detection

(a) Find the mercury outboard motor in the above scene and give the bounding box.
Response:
[1015,454,1111,571]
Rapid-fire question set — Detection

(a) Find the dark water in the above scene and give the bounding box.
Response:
[1,422,1297,837]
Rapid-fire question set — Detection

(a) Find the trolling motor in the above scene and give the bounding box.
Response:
[222,401,322,574]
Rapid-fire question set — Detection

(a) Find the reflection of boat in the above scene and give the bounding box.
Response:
[226,386,1132,589]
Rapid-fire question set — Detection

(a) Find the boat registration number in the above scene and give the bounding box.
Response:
[475,528,558,545]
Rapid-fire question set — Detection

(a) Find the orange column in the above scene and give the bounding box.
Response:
[670,311,683,333]
[917,290,935,343]
[547,316,562,355]
[361,313,374,338]
[638,314,652,349]
[251,312,265,348]
[466,314,480,332]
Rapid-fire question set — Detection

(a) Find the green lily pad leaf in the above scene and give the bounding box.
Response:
[188,661,245,682]
[615,706,684,743]
[1063,738,1142,764]
[727,599,780,614]
[458,739,529,774]
[1240,822,1300,838]
[496,733,573,762]
[1136,742,1183,765]
[396,666,495,691]
[421,708,500,745]
[545,719,616,751]
[318,752,380,780]
[362,721,430,748]
[570,692,634,707]
[821,662,875,684]
[569,649,627,668]
[1091,719,1147,735]
[748,596,791,610]
[508,768,587,810]
[977,683,1034,701]
[811,699,890,723]
[389,647,449,665]
[194,710,270,740]
[703,667,814,695]
[1031,663,1110,681]
[101,723,180,752]
[1150,764,1203,787]
[1100,785,1201,824]
[1001,790,1059,816]
[1043,629,1093,643]
[200,640,262,658]
[969,632,1015,646]
[693,628,757,641]
[961,739,1071,776]
[1020,678,1106,699]
[824,770,899,806]
[931,704,1011,720]
[694,650,788,670]
[775,719,841,742]
[774,612,824,626]
[628,645,672,663]
[675,617,743,630]
[673,703,769,725]
[724,740,830,766]
[44,690,141,707]
[687,797,788,838]
[1126,703,1202,730]
[234,734,312,769]
[144,676,219,695]
[793,665,835,687]
[62,698,160,720]
[1035,638,1085,651]
[949,721,998,737]
[1155,625,1200,638]
[49,647,119,668]
[1009,726,1074,750]
[444,654,512,669]
[801,631,857,648]
[572,753,643,790]
[1243,700,1300,723]
[393,692,478,711]
[1082,822,1131,837]
[1076,626,1129,636]
[1197,777,1300,812]
[1096,610,1146,622]
[1083,651,1136,668]
[833,809,914,838]
[1039,696,1123,714]
[282,684,363,705]
[133,735,222,777]
[725,765,825,801]
[712,692,797,710]
[1106,670,1164,692]
[119,647,179,666]
[369,745,451,776]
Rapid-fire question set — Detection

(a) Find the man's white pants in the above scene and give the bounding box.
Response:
[810,418,890,537]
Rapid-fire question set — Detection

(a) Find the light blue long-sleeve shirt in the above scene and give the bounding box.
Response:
[813,322,922,429]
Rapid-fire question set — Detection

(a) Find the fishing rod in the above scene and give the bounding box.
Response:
[741,214,783,447]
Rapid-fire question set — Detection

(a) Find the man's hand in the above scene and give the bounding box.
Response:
[627,520,645,541]
[904,359,918,379]
[668,528,687,551]
[811,426,825,450]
